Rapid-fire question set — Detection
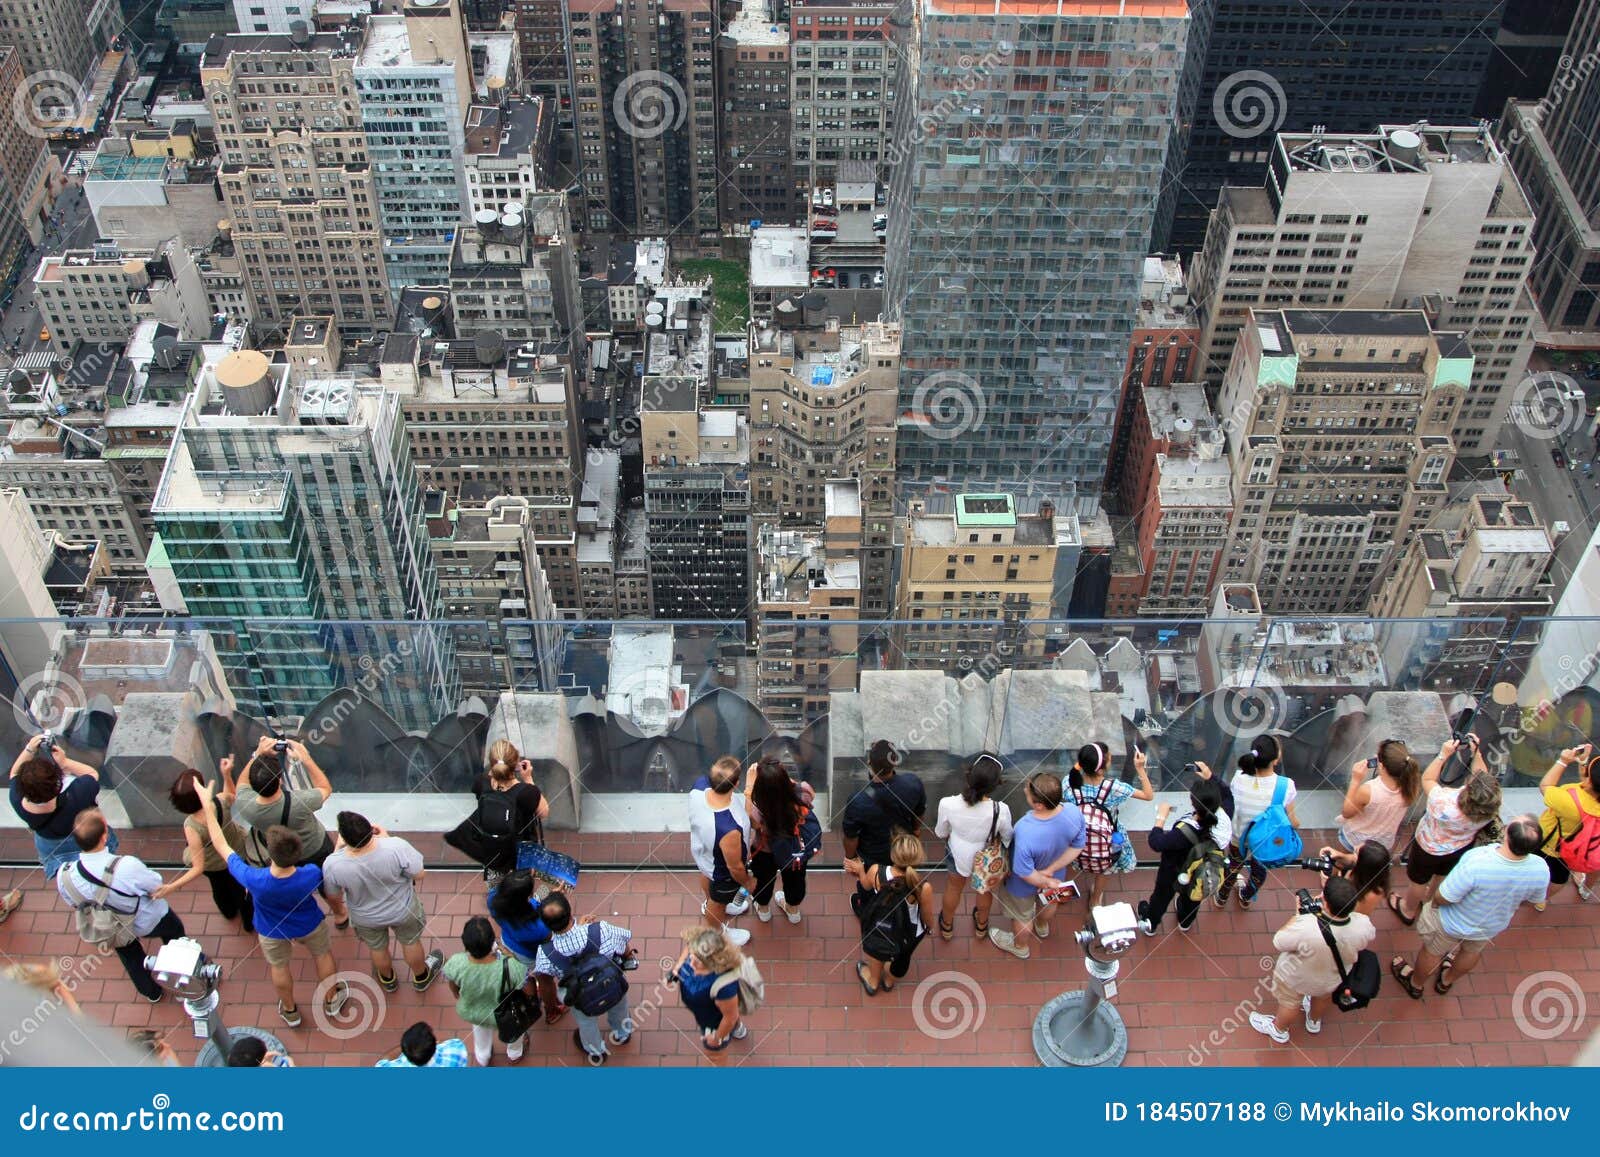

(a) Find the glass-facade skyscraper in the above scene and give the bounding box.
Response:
[885,0,1186,492]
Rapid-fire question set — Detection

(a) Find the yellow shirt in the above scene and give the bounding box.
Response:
[1539,783,1600,851]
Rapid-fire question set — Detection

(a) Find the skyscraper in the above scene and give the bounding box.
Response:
[1501,0,1600,336]
[152,353,458,730]
[203,26,393,338]
[1163,0,1504,254]
[355,1,475,299]
[885,0,1186,492]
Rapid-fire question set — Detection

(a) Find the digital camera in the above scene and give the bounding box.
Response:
[1295,887,1323,916]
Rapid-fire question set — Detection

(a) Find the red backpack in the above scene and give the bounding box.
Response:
[1557,787,1600,873]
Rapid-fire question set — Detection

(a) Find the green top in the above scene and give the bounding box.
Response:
[954,493,1016,527]
[444,952,526,1027]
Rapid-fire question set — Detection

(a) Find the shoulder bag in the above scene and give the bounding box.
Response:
[493,956,539,1043]
[1317,917,1380,1012]
[969,802,1008,894]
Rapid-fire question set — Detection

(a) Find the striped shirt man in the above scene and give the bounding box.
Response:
[1435,845,1549,941]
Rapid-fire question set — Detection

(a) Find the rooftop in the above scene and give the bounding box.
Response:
[725,0,787,44]
[750,226,810,288]
[1278,123,1500,177]
[757,524,860,603]
[464,98,546,161]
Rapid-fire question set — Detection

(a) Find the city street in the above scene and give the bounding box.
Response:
[0,174,98,364]
[1497,399,1600,591]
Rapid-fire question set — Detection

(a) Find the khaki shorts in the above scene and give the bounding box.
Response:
[1415,901,1492,958]
[259,920,331,966]
[352,895,427,951]
[1270,972,1308,1008]
[994,885,1041,924]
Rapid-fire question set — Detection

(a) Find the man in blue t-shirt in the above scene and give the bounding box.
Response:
[990,772,1085,960]
[194,779,348,1029]
[1392,814,1549,998]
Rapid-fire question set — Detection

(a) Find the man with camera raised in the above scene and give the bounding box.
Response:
[1248,874,1376,1044]
[233,735,348,928]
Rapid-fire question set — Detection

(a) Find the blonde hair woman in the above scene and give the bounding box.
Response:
[1,962,81,1016]
[671,925,749,1052]
[471,739,550,882]
[844,831,935,995]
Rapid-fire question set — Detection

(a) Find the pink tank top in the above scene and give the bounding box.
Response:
[1340,776,1410,851]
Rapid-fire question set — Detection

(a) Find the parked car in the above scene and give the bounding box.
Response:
[1552,447,1569,469]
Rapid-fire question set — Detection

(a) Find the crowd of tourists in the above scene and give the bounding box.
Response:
[4,725,1598,1064]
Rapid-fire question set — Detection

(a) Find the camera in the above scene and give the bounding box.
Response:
[1452,730,1478,747]
[36,731,55,753]
[1182,761,1198,776]
[1299,852,1334,874]
[273,739,289,755]
[1295,888,1322,915]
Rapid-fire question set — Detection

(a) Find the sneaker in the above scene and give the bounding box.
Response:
[754,903,773,923]
[775,892,802,924]
[1301,995,1321,1035]
[730,1022,748,1041]
[608,1029,632,1047]
[1213,887,1232,910]
[725,890,751,917]
[1237,891,1255,911]
[0,888,23,924]
[278,1001,302,1028]
[586,1050,607,1066]
[722,925,751,947]
[412,950,444,992]
[1577,877,1595,902]
[143,991,165,1005]
[375,971,398,993]
[1248,1011,1289,1044]
[1136,900,1152,936]
[1032,917,1051,940]
[323,980,350,1018]
[987,927,1031,960]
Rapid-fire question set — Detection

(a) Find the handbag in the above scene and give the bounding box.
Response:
[1317,916,1380,1012]
[969,802,1007,894]
[493,957,539,1043]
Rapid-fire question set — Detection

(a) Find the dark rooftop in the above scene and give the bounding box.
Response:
[43,542,99,590]
[1281,309,1432,338]
[381,332,421,366]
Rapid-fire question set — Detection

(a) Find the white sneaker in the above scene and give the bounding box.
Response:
[730,1021,748,1041]
[1301,995,1321,1035]
[775,892,802,924]
[987,927,1030,959]
[1136,918,1153,936]
[754,903,772,923]
[1249,1012,1289,1044]
[722,925,751,947]
[1577,877,1595,902]
[725,890,751,917]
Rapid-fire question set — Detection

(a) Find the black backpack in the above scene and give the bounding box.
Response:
[544,924,628,1016]
[477,792,517,840]
[856,880,916,960]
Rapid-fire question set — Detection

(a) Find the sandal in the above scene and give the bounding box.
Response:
[938,915,954,942]
[1434,962,1455,996]
[856,961,879,996]
[972,908,988,937]
[545,1002,570,1025]
[1386,894,1417,927]
[1390,956,1424,1000]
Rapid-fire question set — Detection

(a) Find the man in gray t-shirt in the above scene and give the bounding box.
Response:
[232,736,347,926]
[322,811,441,993]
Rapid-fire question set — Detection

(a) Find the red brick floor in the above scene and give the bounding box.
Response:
[1,830,1595,1067]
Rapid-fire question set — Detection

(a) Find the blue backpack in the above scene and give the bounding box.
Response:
[1240,776,1301,868]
